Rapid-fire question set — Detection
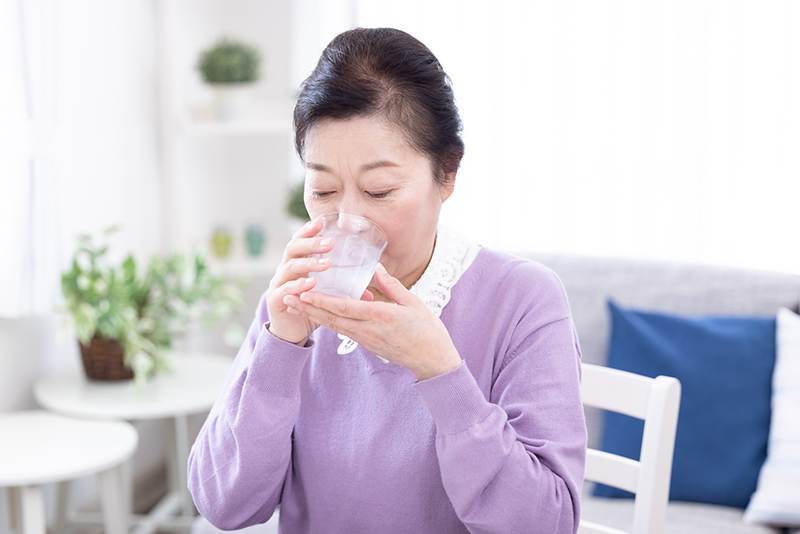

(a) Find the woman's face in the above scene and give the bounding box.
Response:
[303,115,454,290]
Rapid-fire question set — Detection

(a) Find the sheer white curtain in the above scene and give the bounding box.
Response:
[0,0,61,317]
[357,1,800,274]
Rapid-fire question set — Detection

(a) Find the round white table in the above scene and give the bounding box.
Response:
[33,352,233,534]
[0,410,138,534]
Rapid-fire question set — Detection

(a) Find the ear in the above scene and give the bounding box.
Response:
[440,172,456,202]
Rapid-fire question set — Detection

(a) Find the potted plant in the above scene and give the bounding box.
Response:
[197,37,262,120]
[61,228,243,386]
[286,180,310,233]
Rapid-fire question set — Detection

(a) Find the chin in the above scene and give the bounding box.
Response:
[378,254,393,271]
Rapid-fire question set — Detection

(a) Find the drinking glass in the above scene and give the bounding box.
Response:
[309,212,388,299]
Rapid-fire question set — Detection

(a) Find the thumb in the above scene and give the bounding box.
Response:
[374,263,411,305]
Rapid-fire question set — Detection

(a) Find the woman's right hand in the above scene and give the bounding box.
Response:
[266,218,333,346]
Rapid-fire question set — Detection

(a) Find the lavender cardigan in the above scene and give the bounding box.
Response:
[188,247,586,533]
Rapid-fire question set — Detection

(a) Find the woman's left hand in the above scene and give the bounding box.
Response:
[282,263,462,381]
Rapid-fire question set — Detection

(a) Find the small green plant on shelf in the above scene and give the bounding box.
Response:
[197,37,261,84]
[61,227,243,386]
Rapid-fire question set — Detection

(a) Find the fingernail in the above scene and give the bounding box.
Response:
[376,263,387,274]
[318,258,329,265]
[320,238,331,247]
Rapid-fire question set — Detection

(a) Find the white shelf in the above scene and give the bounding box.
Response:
[207,250,283,279]
[181,119,289,136]
[180,100,294,137]
[156,2,298,284]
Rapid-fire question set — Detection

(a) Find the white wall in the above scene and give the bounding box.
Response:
[0,316,61,411]
[290,0,356,88]
[56,1,163,261]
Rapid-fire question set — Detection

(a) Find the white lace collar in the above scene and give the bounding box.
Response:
[409,225,481,317]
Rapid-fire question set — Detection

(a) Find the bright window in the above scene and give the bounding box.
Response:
[357,1,800,274]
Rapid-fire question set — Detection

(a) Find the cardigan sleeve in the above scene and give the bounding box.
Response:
[414,275,587,533]
[187,296,312,530]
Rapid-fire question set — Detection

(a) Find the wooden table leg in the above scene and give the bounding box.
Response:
[7,487,21,533]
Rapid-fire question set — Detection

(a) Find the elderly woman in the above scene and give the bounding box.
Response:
[188,27,586,534]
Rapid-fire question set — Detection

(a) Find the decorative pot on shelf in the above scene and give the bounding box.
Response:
[79,335,134,381]
[212,83,256,121]
[211,227,233,258]
[245,224,266,257]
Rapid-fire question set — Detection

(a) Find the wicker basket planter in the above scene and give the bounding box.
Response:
[79,335,134,381]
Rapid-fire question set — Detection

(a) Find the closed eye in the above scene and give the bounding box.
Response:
[367,190,393,199]
[311,191,335,199]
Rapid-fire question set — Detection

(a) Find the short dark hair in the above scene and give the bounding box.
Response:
[293,27,464,185]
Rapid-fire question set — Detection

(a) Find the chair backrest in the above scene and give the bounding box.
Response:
[579,363,681,534]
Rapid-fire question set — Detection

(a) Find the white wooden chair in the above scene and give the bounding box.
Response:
[579,363,681,534]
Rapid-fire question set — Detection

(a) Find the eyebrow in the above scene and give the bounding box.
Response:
[306,160,401,173]
[361,160,400,172]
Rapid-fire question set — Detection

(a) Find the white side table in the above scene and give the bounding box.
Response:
[0,410,138,534]
[33,352,232,534]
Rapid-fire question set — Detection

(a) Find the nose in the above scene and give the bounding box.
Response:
[334,191,366,218]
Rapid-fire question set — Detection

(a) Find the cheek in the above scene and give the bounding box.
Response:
[305,203,324,220]
[367,215,403,257]
[304,195,335,221]
[376,208,432,257]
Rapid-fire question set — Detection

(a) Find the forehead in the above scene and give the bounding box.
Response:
[304,116,417,159]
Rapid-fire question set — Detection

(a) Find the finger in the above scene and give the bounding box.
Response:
[280,256,331,278]
[273,277,317,305]
[282,234,333,263]
[298,290,373,322]
[373,263,413,305]
[270,256,328,290]
[288,293,360,334]
[281,294,306,315]
[283,216,331,261]
[360,288,375,302]
[272,237,333,290]
[292,216,324,239]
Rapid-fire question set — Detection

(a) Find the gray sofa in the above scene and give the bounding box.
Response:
[526,253,800,534]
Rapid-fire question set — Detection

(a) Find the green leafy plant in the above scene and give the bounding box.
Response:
[197,37,261,84]
[286,181,310,222]
[61,228,243,385]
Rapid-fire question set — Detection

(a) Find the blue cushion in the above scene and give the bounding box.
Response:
[593,301,776,509]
